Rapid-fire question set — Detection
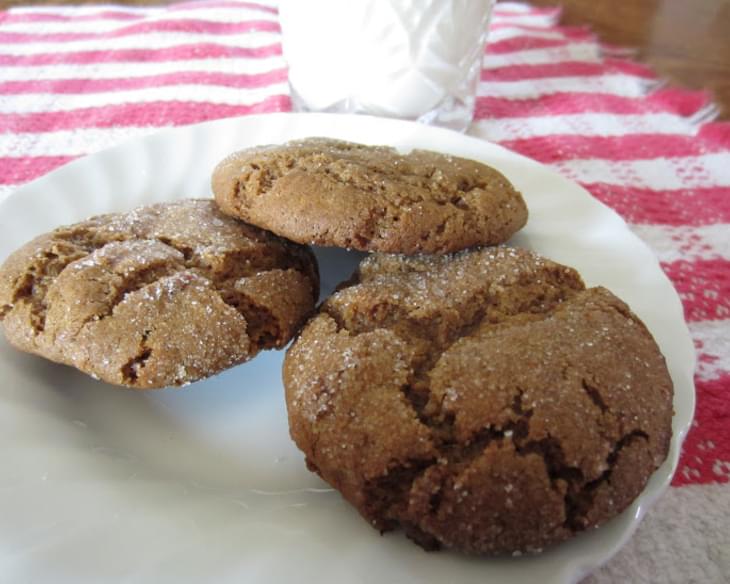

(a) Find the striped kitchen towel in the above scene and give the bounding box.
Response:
[0,1,728,582]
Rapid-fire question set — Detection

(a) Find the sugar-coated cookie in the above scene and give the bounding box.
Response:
[212,138,528,254]
[283,247,673,554]
[0,200,318,388]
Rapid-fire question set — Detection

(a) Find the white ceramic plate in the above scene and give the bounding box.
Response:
[0,113,695,584]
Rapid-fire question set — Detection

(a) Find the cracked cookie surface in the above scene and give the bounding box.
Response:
[0,199,319,388]
[212,138,528,254]
[283,247,673,554]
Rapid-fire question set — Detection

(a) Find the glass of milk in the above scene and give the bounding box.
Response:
[279,0,494,132]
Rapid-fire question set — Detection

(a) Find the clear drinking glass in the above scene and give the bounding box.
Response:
[279,0,495,132]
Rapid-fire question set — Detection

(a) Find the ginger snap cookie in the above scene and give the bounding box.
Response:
[0,200,318,389]
[283,247,673,554]
[212,138,528,254]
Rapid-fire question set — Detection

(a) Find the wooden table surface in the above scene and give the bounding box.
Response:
[3,0,730,119]
[529,0,730,119]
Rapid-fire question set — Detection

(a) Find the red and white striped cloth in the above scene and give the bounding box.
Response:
[1,1,728,581]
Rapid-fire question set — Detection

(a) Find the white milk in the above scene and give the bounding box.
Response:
[279,0,494,130]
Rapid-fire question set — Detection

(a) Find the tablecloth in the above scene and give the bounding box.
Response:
[0,1,728,581]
